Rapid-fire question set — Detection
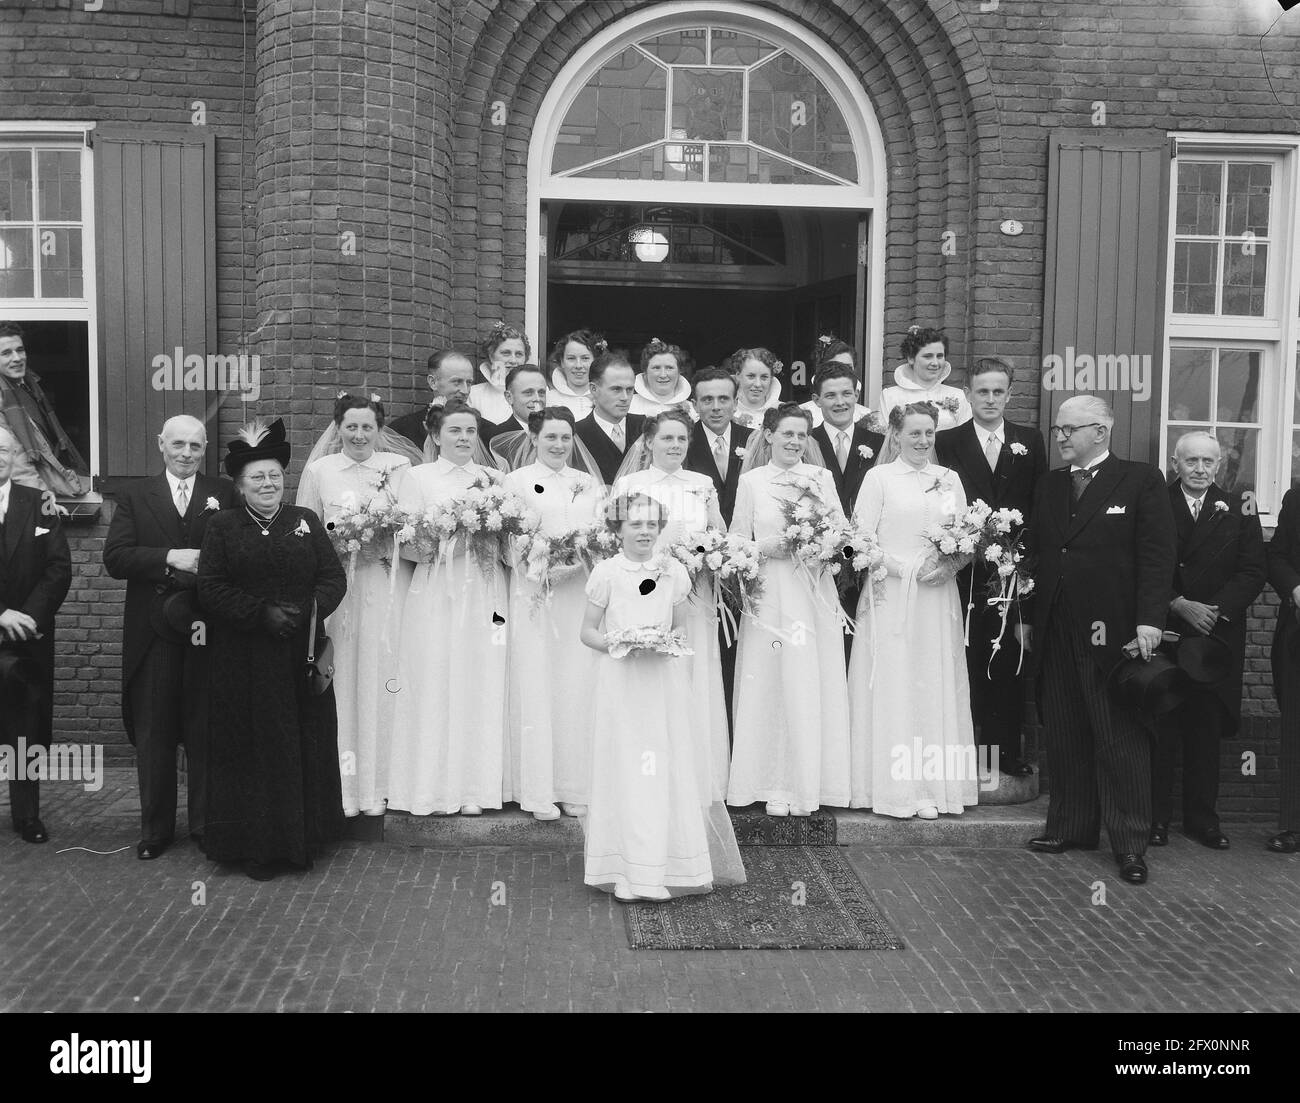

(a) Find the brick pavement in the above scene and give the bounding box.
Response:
[1,770,1296,1013]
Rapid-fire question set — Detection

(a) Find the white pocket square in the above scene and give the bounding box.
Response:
[1105,505,1126,515]
[34,526,50,536]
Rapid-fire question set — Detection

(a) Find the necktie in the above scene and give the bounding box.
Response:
[836,430,849,472]
[176,480,189,516]
[1191,497,1202,520]
[610,422,624,449]
[1070,467,1094,502]
[713,434,728,479]
[984,433,1001,472]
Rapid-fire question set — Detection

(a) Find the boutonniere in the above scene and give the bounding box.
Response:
[1009,442,1028,456]
[1213,499,1229,513]
[857,444,874,460]
[734,446,748,459]
[293,519,311,538]
[570,477,592,502]
[204,496,220,512]
[937,396,961,415]
[923,473,950,495]
[34,526,50,537]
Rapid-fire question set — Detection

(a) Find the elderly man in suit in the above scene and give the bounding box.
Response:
[1150,431,1264,851]
[1023,395,1176,884]
[0,424,72,842]
[103,415,235,859]
[936,358,1047,777]
[684,367,752,526]
[575,352,645,487]
[390,349,477,451]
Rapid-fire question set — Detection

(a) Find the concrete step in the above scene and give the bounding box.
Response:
[378,797,1051,850]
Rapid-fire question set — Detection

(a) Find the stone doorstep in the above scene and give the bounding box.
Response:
[379,797,1052,850]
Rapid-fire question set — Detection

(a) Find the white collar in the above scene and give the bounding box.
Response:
[972,420,1004,443]
[633,373,692,406]
[531,462,577,480]
[166,471,195,493]
[338,450,387,471]
[594,412,626,432]
[614,551,666,573]
[825,422,854,440]
[1182,484,1209,503]
[1070,451,1109,474]
[0,478,10,513]
[550,369,588,398]
[736,379,782,415]
[703,423,731,445]
[642,464,689,484]
[431,456,477,477]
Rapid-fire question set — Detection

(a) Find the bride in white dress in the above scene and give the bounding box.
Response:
[296,393,421,817]
[611,409,730,799]
[848,402,979,818]
[503,407,604,821]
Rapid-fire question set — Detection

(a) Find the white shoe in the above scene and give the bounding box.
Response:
[460,804,483,816]
[790,807,813,818]
[533,805,561,822]
[560,803,587,817]
[917,806,939,820]
[765,801,790,817]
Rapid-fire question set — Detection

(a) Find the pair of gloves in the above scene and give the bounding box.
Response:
[261,602,303,639]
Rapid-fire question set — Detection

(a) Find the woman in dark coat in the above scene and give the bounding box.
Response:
[1266,488,1300,853]
[198,418,347,879]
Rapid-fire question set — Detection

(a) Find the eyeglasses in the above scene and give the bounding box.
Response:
[1049,423,1102,440]
[243,472,284,485]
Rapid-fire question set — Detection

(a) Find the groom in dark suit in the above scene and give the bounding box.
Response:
[0,425,72,842]
[936,358,1046,777]
[1023,395,1176,884]
[575,352,644,487]
[1150,430,1264,850]
[684,368,752,526]
[104,415,235,859]
[808,363,884,517]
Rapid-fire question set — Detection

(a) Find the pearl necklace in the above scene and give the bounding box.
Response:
[245,504,282,536]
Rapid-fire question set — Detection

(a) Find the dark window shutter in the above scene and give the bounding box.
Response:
[94,124,216,480]
[1040,130,1171,465]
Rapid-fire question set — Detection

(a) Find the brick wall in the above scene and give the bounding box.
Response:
[2,0,1298,813]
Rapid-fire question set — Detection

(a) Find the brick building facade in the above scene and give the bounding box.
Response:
[1,0,1297,819]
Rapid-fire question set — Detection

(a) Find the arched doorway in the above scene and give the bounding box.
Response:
[526,1,887,397]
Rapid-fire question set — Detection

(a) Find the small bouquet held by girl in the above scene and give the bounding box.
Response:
[515,522,621,611]
[398,470,534,575]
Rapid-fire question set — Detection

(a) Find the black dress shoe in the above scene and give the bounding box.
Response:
[1192,828,1229,850]
[16,818,48,844]
[1149,823,1169,847]
[1028,836,1075,853]
[1267,831,1298,854]
[999,752,1033,778]
[244,860,277,881]
[137,841,168,860]
[1117,853,1148,884]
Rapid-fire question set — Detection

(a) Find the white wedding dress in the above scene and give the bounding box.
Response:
[847,458,979,816]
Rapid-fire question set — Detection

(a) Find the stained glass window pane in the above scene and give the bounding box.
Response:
[1172,241,1219,314]
[748,54,856,181]
[643,29,706,65]
[37,150,81,221]
[0,226,35,297]
[1221,243,1267,316]
[1175,163,1222,236]
[707,144,839,185]
[1167,347,1213,422]
[1224,162,1271,237]
[671,69,743,141]
[552,48,666,174]
[0,150,33,222]
[709,29,776,66]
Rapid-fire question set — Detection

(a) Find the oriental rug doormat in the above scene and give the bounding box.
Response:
[727,808,837,846]
[623,846,904,951]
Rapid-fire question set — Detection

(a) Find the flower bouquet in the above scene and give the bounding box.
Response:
[516,521,620,611]
[400,471,534,577]
[605,625,694,659]
[325,468,404,563]
[977,506,1034,673]
[667,530,767,643]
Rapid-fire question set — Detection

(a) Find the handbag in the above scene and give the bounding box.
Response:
[305,600,335,695]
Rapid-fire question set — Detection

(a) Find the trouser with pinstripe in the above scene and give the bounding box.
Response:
[1039,593,1152,855]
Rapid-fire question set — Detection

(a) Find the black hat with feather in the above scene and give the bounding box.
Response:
[224,417,291,478]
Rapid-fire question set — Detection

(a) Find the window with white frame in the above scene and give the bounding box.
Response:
[0,125,97,499]
[1164,140,1300,516]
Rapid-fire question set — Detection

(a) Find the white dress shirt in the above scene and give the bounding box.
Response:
[0,477,10,522]
[166,471,195,514]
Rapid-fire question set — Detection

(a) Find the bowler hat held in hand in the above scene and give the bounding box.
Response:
[1109,636,1189,715]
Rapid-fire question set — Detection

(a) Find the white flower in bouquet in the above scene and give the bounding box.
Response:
[957,535,977,556]
[984,543,1004,563]
[939,536,958,555]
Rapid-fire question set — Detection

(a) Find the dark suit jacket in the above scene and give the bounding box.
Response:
[810,421,885,516]
[391,406,433,451]
[684,422,752,526]
[0,482,72,748]
[1267,488,1300,715]
[484,415,528,444]
[1024,454,1176,677]
[1164,481,1265,730]
[576,412,646,487]
[103,472,236,736]
[935,418,1046,520]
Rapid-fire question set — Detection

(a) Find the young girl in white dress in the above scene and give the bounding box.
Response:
[296,393,420,817]
[727,404,851,816]
[579,493,746,902]
[630,338,694,416]
[468,321,530,425]
[878,325,973,431]
[848,402,979,818]
[388,399,509,816]
[611,409,730,799]
[503,407,605,821]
